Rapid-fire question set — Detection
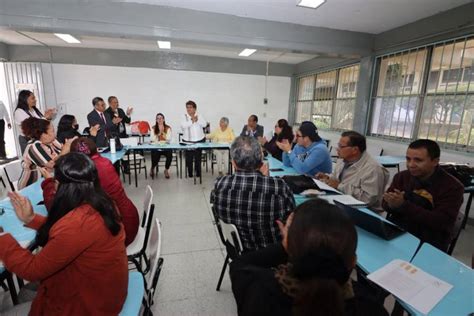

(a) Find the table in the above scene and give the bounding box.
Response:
[400,243,473,316]
[375,155,405,172]
[266,155,422,274]
[0,181,47,304]
[125,142,232,187]
[101,148,127,164]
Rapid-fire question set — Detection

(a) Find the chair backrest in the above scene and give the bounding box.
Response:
[218,219,243,257]
[120,137,138,147]
[3,160,22,191]
[211,205,226,245]
[141,185,153,227]
[146,219,164,299]
[447,211,464,255]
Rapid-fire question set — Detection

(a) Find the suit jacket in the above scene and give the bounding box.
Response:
[240,124,264,138]
[0,206,128,316]
[105,107,131,138]
[87,110,117,147]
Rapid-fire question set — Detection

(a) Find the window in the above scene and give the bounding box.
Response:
[371,49,428,139]
[295,64,360,130]
[370,36,474,151]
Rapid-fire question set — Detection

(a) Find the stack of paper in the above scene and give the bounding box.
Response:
[368,259,453,315]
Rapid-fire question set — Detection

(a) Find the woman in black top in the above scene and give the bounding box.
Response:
[56,114,81,144]
[229,199,388,316]
[259,119,294,161]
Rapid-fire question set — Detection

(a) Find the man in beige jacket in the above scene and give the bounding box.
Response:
[316,131,389,209]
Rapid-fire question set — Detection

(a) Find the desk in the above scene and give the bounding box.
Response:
[125,143,232,187]
[101,148,127,165]
[266,155,422,274]
[0,181,48,304]
[400,243,473,316]
[375,155,405,172]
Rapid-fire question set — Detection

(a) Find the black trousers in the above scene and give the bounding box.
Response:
[151,150,172,170]
[185,138,205,177]
[0,120,5,158]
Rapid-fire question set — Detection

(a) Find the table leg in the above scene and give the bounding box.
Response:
[6,273,18,305]
[133,150,138,188]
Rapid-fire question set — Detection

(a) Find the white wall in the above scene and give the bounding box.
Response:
[41,63,291,140]
[0,63,17,158]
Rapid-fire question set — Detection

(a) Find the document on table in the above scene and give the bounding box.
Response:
[312,179,340,194]
[367,259,453,315]
[319,194,367,206]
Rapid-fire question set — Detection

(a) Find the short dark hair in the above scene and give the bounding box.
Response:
[186,100,197,109]
[107,96,117,103]
[92,97,104,107]
[341,131,366,153]
[249,115,258,123]
[408,139,440,160]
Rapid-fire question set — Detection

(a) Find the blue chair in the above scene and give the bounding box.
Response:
[119,271,145,316]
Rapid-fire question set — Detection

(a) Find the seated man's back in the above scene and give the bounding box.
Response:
[211,170,295,252]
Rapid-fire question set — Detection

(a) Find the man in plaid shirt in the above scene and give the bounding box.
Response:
[211,136,296,251]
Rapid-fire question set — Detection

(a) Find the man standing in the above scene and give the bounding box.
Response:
[87,97,118,147]
[211,136,295,251]
[180,100,207,178]
[0,100,12,160]
[278,121,331,175]
[105,96,133,138]
[316,131,389,209]
[383,139,464,251]
[240,115,264,138]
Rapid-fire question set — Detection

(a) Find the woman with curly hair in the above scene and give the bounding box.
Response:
[17,117,72,189]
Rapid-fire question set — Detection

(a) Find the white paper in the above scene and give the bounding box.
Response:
[312,179,341,193]
[319,194,367,206]
[331,195,367,206]
[368,259,453,315]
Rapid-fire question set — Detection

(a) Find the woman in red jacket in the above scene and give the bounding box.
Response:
[0,153,128,315]
[41,137,139,246]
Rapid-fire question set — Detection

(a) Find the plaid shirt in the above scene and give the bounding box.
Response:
[210,170,296,251]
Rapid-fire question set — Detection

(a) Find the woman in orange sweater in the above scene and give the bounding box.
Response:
[0,152,128,315]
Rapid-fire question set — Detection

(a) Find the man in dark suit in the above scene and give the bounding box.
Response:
[240,114,264,138]
[105,96,133,138]
[87,97,118,147]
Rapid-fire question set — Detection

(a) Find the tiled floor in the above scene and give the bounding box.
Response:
[0,160,473,315]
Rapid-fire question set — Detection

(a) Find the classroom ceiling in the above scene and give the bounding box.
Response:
[120,0,472,34]
[0,30,318,64]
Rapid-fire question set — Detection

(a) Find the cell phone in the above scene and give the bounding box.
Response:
[270,168,284,172]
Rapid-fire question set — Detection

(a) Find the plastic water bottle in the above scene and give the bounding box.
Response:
[110,138,116,154]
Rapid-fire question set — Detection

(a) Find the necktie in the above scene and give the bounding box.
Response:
[100,112,106,124]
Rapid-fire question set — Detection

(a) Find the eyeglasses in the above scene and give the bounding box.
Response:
[337,143,353,149]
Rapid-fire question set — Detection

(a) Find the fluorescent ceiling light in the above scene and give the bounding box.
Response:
[54,33,81,44]
[297,0,326,9]
[157,41,171,49]
[239,48,257,57]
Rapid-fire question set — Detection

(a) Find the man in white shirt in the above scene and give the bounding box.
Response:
[0,101,12,159]
[180,100,207,178]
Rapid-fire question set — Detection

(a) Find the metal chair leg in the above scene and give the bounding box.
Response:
[216,254,230,291]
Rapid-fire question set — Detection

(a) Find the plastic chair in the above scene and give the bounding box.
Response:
[212,204,243,291]
[119,271,145,316]
[127,186,154,273]
[2,160,22,191]
[142,218,164,315]
[447,211,464,255]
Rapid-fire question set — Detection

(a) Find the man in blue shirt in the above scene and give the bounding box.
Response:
[277,121,332,175]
